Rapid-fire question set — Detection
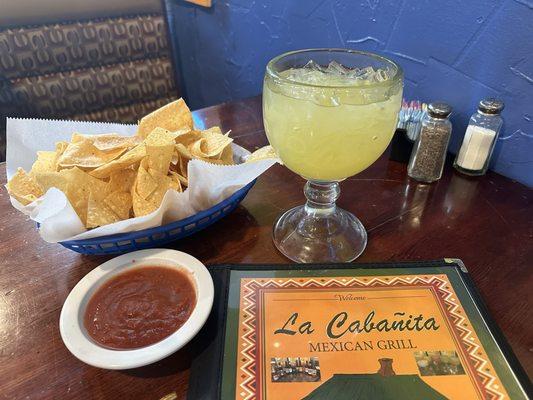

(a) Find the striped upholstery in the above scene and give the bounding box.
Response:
[1,57,175,118]
[0,13,178,160]
[0,15,170,79]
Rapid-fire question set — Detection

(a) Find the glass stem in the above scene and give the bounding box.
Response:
[304,181,340,215]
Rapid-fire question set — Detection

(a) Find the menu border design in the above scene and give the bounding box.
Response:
[235,274,507,400]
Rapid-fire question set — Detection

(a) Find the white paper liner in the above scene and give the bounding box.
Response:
[6,117,276,243]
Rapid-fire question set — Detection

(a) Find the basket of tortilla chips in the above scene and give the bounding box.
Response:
[5,99,277,254]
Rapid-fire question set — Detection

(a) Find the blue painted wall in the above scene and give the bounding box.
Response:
[165,0,533,186]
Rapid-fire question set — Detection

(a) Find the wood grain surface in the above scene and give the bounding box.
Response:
[0,96,531,399]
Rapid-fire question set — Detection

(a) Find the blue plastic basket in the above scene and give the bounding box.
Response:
[58,180,256,255]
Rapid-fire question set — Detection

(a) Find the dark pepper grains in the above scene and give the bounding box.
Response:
[408,103,452,183]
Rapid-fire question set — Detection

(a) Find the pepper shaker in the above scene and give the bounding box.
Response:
[454,98,504,176]
[407,102,452,183]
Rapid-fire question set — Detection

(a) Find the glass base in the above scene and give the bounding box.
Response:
[273,204,367,263]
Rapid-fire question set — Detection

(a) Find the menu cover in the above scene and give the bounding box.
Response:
[187,260,530,400]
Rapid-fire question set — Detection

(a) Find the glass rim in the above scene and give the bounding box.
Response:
[265,48,403,89]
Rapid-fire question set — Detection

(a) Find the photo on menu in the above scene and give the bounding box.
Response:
[271,357,321,383]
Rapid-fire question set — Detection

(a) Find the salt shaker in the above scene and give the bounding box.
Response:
[408,102,452,183]
[454,98,504,176]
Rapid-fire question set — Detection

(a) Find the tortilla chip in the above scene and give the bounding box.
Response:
[90,144,146,178]
[168,160,188,187]
[131,168,183,217]
[175,172,188,187]
[31,151,57,174]
[136,160,159,199]
[131,179,162,217]
[146,143,174,173]
[70,133,85,143]
[98,134,141,150]
[144,127,180,146]
[170,150,179,166]
[6,168,43,205]
[218,144,234,165]
[144,174,173,209]
[178,151,189,178]
[137,98,193,138]
[32,167,106,224]
[103,191,132,220]
[131,187,153,217]
[55,141,69,155]
[190,129,233,159]
[246,145,278,162]
[30,142,68,175]
[147,167,167,181]
[168,171,183,192]
[32,170,70,194]
[203,126,224,135]
[86,192,120,228]
[175,130,200,147]
[62,168,108,224]
[107,169,137,193]
[175,143,194,160]
[72,133,142,151]
[58,139,127,169]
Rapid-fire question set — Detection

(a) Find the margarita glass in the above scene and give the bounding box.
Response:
[263,49,403,262]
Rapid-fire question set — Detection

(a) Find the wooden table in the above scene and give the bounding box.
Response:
[0,96,531,399]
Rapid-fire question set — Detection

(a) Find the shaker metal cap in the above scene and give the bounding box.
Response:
[478,98,504,114]
[427,102,452,118]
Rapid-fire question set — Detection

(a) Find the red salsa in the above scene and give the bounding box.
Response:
[84,266,196,349]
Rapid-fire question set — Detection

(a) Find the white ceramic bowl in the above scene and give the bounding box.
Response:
[59,249,214,369]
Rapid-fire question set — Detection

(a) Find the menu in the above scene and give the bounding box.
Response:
[189,261,529,400]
